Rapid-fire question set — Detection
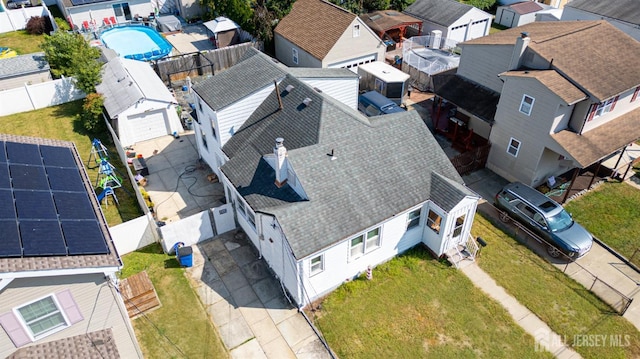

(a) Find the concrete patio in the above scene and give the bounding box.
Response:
[126,132,225,224]
[186,231,332,359]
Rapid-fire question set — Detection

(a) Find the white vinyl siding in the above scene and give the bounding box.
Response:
[349,227,380,260]
[407,208,421,229]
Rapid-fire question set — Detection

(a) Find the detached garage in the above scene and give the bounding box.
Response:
[404,0,492,44]
[97,57,183,147]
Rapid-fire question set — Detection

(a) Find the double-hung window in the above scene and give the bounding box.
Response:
[18,296,67,338]
[594,98,615,118]
[426,210,441,233]
[507,137,521,157]
[349,228,380,260]
[519,95,534,115]
[407,208,421,229]
[310,255,324,275]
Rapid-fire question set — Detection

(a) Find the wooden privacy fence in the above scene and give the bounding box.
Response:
[450,143,491,176]
[153,41,263,87]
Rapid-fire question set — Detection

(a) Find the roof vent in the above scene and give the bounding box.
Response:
[521,32,529,38]
[313,87,322,93]
[285,84,295,92]
[302,98,312,106]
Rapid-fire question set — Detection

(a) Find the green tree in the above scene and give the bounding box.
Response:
[362,0,390,12]
[389,0,414,11]
[200,0,254,32]
[80,93,105,132]
[40,31,101,94]
[462,0,496,10]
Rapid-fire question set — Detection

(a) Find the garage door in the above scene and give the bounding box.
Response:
[328,54,377,73]
[127,110,169,144]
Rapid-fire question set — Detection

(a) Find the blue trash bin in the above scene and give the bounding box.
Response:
[177,246,193,267]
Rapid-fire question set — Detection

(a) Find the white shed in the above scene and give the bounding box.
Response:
[404,0,492,44]
[357,61,411,104]
[97,58,182,147]
[496,1,546,28]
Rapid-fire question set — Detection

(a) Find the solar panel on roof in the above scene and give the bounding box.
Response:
[14,191,58,220]
[62,221,109,255]
[0,164,10,189]
[41,145,77,168]
[20,220,67,256]
[46,167,85,192]
[0,221,22,257]
[53,192,96,220]
[6,142,42,165]
[0,190,16,219]
[0,141,6,163]
[10,165,49,190]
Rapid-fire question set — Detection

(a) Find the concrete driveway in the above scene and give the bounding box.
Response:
[186,231,332,358]
[127,133,225,224]
[465,168,640,331]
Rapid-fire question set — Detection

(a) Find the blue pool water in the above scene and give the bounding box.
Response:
[101,25,172,61]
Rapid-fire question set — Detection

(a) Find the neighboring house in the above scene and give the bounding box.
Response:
[56,0,153,30]
[495,1,547,28]
[0,52,51,91]
[360,10,423,47]
[274,0,385,72]
[191,47,359,176]
[433,20,640,188]
[403,0,492,44]
[561,0,640,41]
[0,135,142,358]
[97,57,182,147]
[193,67,479,306]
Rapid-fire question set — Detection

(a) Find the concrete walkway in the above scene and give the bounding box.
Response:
[460,262,582,359]
[185,231,331,359]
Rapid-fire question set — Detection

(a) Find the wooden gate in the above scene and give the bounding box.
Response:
[450,143,491,175]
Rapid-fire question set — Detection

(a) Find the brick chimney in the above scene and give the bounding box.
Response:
[509,32,530,70]
[274,137,288,187]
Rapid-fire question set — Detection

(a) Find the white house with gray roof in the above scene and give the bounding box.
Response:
[194,63,479,306]
[0,53,51,91]
[97,57,183,147]
[191,48,359,178]
[404,0,492,44]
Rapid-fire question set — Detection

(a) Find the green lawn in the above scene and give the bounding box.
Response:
[120,244,228,359]
[490,23,508,34]
[310,246,553,359]
[0,30,45,54]
[472,214,640,359]
[564,181,640,266]
[0,101,141,226]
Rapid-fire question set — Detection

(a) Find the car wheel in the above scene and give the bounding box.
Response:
[546,245,562,258]
[499,211,510,223]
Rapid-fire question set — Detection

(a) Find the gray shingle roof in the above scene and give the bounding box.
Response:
[221,74,475,259]
[7,329,120,359]
[430,172,476,212]
[192,48,288,111]
[286,67,359,79]
[0,53,49,79]
[404,0,475,27]
[566,0,640,26]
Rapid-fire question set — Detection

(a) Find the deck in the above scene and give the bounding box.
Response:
[119,271,161,318]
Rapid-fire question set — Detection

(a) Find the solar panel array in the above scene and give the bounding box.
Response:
[0,141,110,258]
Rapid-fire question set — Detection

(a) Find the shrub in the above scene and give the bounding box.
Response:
[54,17,71,32]
[80,93,105,132]
[26,16,53,35]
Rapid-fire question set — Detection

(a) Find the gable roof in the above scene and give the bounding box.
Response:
[221,74,475,259]
[97,58,176,119]
[193,48,288,111]
[0,134,121,274]
[203,16,240,34]
[274,0,360,61]
[500,70,587,105]
[360,10,423,37]
[565,0,640,26]
[506,1,543,15]
[404,0,480,27]
[0,52,49,79]
[552,107,640,166]
[7,329,119,359]
[462,21,640,102]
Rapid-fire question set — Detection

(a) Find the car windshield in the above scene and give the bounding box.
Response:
[546,210,573,232]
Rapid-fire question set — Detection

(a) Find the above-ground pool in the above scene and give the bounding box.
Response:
[101,25,172,61]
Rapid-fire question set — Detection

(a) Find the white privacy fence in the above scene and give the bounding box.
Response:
[0,4,56,34]
[0,77,85,116]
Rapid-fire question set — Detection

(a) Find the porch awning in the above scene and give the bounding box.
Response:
[360,10,422,38]
[432,72,500,124]
[552,106,640,167]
